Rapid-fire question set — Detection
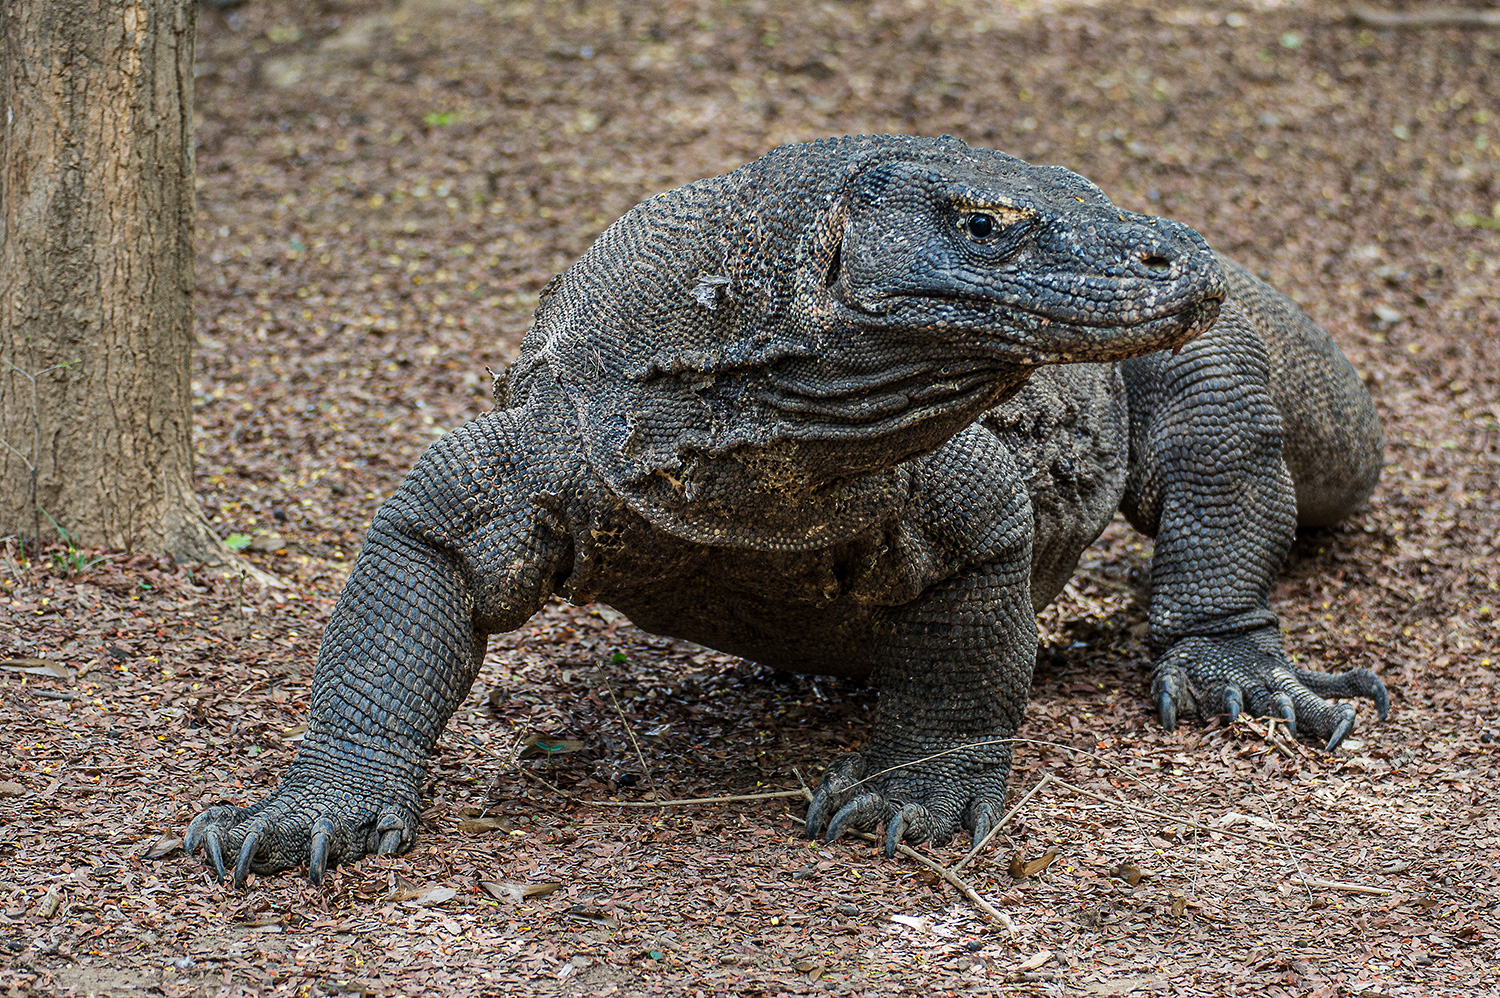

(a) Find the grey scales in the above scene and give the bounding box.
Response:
[186,135,1387,887]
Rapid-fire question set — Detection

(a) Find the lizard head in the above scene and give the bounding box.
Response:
[828,149,1225,364]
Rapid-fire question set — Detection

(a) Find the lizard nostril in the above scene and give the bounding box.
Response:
[1140,253,1173,272]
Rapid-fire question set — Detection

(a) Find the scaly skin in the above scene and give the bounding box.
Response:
[187,135,1385,886]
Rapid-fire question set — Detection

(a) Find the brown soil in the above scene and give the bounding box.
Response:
[3,0,1498,995]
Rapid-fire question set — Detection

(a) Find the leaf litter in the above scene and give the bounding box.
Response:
[3,0,1499,994]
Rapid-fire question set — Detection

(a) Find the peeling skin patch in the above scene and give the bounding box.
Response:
[690,273,733,310]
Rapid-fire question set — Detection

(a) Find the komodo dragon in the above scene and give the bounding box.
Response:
[187,134,1387,887]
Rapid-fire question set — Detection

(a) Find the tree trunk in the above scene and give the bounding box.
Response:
[0,0,264,578]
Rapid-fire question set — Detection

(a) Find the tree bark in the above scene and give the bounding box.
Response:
[0,0,266,579]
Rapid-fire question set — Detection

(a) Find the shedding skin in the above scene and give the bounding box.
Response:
[184,136,1385,886]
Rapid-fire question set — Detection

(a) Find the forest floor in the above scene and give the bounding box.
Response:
[4,0,1499,994]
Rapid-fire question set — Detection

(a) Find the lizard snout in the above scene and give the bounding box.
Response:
[1108,216,1215,284]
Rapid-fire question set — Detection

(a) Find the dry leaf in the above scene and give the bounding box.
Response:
[384,877,427,903]
[1,659,71,679]
[1112,862,1146,886]
[1016,949,1054,972]
[480,880,561,902]
[1216,811,1275,830]
[560,906,618,927]
[0,782,27,797]
[1010,848,1058,879]
[246,533,286,552]
[793,959,826,980]
[404,886,457,907]
[144,835,182,860]
[456,815,513,835]
[519,734,586,758]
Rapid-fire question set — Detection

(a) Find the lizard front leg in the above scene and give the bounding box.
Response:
[807,445,1036,854]
[1120,306,1387,749]
[186,407,576,886]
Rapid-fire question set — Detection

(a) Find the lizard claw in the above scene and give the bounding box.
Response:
[186,768,421,887]
[1223,684,1244,722]
[808,743,1011,854]
[203,825,227,883]
[233,828,261,889]
[805,755,865,840]
[1271,691,1297,738]
[1157,689,1177,732]
[965,798,1001,850]
[884,805,911,857]
[308,817,335,886]
[1323,704,1357,751]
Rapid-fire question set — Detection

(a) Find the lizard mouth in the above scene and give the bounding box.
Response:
[985,294,1222,363]
[859,290,1223,365]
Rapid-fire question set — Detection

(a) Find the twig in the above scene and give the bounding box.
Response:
[516,767,573,799]
[1292,877,1395,897]
[518,768,803,809]
[602,675,657,798]
[834,735,1152,798]
[1349,6,1500,29]
[954,773,1054,872]
[792,784,1014,932]
[847,828,1016,933]
[1047,777,1279,848]
[604,790,806,808]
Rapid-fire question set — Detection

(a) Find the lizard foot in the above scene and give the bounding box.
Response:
[805,749,1008,856]
[185,773,419,888]
[1151,630,1388,750]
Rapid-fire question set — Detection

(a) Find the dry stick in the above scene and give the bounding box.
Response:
[861,831,1017,934]
[953,773,1055,872]
[1349,5,1500,28]
[1258,788,1317,906]
[793,786,1017,934]
[518,767,804,809]
[605,790,806,808]
[601,675,658,798]
[1047,777,1279,848]
[1292,877,1395,897]
[521,768,1014,931]
[516,767,572,799]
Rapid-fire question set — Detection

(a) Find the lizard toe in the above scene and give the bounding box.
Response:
[885,803,930,856]
[373,811,411,855]
[806,754,867,839]
[825,793,885,844]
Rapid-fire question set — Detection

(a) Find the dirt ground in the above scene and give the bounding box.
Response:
[3,0,1499,994]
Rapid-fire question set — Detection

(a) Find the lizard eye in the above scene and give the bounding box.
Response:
[965,213,995,239]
